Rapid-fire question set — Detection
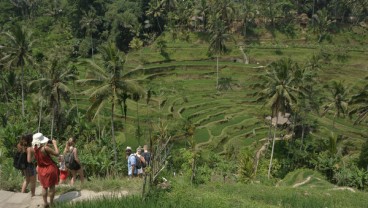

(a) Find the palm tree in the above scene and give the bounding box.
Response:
[2,24,35,117]
[193,0,209,31]
[312,9,333,43]
[79,42,144,164]
[146,0,165,32]
[322,81,349,128]
[256,58,298,179]
[212,0,236,26]
[349,79,368,124]
[128,37,143,64]
[208,17,229,89]
[29,58,76,138]
[80,8,101,58]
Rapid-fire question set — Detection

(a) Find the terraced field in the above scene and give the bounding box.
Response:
[73,33,367,154]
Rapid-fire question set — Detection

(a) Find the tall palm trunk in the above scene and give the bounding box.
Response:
[136,100,140,144]
[38,99,42,132]
[300,122,305,150]
[216,56,219,89]
[91,33,94,58]
[21,65,25,117]
[73,81,79,116]
[111,101,118,164]
[312,0,315,27]
[51,105,55,139]
[98,115,101,140]
[191,154,196,185]
[2,77,9,124]
[268,112,278,179]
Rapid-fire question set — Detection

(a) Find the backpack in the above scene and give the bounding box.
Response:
[65,148,78,170]
[13,151,28,170]
[142,152,151,166]
[135,154,146,169]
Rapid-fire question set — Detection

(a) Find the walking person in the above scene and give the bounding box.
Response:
[32,133,59,208]
[142,144,151,167]
[136,147,146,177]
[18,134,36,196]
[64,137,84,186]
[126,146,137,177]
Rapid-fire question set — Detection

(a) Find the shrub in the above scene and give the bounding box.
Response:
[0,158,23,191]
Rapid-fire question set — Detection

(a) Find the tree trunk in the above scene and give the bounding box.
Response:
[38,99,42,132]
[268,113,278,179]
[111,101,118,164]
[136,100,140,145]
[98,115,101,140]
[2,77,9,126]
[191,155,196,185]
[300,122,305,150]
[73,81,79,117]
[255,118,273,175]
[91,33,94,59]
[149,123,153,186]
[216,56,219,89]
[21,65,25,117]
[51,105,54,139]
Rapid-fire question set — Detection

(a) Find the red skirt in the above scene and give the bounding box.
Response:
[37,164,59,188]
[59,169,68,180]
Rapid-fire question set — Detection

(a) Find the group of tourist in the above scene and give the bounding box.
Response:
[16,133,84,208]
[16,132,152,207]
[126,145,151,177]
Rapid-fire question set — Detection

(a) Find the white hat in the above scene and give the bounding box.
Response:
[126,146,132,151]
[32,132,49,147]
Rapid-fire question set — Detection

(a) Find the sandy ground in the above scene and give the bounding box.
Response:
[0,185,129,208]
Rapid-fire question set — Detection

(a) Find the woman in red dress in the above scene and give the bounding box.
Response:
[32,133,59,208]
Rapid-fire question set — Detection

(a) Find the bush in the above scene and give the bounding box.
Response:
[0,158,23,191]
[79,38,93,58]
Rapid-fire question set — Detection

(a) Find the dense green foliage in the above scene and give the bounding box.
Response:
[0,0,368,206]
[55,173,368,208]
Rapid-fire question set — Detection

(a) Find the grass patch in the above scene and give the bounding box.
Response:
[193,128,210,144]
[56,178,368,208]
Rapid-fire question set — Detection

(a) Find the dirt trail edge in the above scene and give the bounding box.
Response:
[0,186,129,208]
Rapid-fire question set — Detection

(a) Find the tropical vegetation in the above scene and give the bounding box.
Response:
[0,0,367,207]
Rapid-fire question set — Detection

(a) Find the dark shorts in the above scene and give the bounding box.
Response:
[70,163,81,171]
[23,163,36,177]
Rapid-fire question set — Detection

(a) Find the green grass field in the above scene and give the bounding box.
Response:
[55,171,368,208]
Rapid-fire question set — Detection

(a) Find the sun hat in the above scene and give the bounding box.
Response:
[32,132,49,147]
[126,146,132,151]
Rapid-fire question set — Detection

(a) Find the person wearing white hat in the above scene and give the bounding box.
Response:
[126,146,137,177]
[32,132,59,208]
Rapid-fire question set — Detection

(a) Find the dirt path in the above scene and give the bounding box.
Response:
[0,185,129,208]
[292,176,311,188]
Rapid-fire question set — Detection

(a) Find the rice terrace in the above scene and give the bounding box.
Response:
[0,0,368,207]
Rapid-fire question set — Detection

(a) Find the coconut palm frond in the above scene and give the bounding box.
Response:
[88,84,110,101]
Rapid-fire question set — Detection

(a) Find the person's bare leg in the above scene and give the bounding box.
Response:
[78,168,85,184]
[30,175,36,196]
[70,170,76,186]
[21,175,30,193]
[49,185,55,206]
[42,187,48,207]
